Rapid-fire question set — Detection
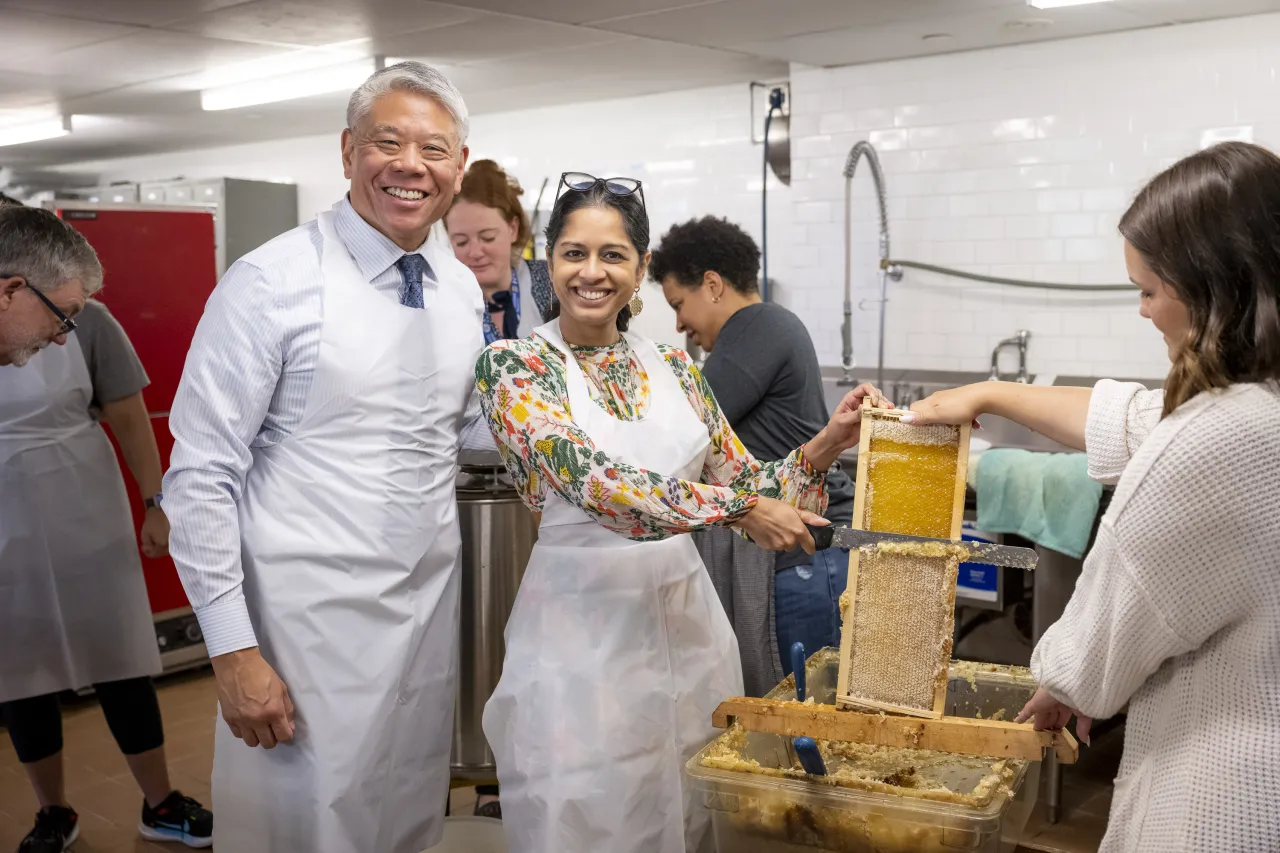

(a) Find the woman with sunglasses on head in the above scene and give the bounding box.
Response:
[445,160,555,344]
[475,173,882,853]
[905,141,1280,852]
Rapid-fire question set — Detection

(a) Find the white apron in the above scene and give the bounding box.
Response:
[483,320,743,853]
[0,336,160,703]
[211,210,483,853]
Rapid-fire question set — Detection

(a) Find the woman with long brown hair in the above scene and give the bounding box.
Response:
[906,140,1280,851]
[445,159,555,343]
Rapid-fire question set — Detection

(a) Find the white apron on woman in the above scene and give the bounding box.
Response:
[211,210,483,853]
[0,336,160,703]
[483,320,744,853]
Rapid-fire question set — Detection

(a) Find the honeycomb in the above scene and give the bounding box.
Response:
[840,412,964,716]
[842,547,960,714]
[862,418,959,537]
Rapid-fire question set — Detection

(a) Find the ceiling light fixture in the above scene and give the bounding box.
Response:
[196,40,369,90]
[0,115,72,148]
[201,58,376,111]
[1027,0,1114,8]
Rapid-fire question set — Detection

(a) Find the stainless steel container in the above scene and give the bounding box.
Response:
[451,449,538,780]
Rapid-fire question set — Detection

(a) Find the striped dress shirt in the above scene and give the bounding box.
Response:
[164,197,487,657]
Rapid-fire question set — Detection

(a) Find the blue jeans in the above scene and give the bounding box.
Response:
[774,548,850,677]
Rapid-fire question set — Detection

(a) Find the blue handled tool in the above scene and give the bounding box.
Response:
[794,737,827,776]
[789,643,827,775]
[791,641,806,702]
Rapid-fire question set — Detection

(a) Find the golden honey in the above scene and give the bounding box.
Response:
[864,438,958,538]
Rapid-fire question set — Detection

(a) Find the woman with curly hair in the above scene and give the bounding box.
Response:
[652,215,858,695]
[906,141,1280,852]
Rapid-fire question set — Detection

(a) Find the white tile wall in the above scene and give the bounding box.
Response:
[785,12,1280,380]
[50,83,790,349]
[50,12,1280,379]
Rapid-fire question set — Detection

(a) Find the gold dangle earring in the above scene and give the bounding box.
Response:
[628,287,644,316]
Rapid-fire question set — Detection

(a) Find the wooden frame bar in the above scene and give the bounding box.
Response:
[712,697,1079,765]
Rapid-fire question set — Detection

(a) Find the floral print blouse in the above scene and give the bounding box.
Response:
[475,334,828,541]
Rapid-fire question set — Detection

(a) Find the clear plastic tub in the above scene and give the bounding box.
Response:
[686,649,1041,853]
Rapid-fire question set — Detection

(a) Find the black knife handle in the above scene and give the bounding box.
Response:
[807,524,834,551]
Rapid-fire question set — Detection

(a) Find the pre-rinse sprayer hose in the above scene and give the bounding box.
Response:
[841,141,1132,387]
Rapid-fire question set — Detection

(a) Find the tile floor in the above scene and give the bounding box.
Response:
[0,667,1116,853]
[0,670,215,853]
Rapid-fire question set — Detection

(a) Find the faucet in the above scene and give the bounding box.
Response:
[887,381,928,408]
[989,330,1031,383]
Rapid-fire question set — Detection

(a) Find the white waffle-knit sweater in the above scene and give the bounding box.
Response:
[1031,379,1280,853]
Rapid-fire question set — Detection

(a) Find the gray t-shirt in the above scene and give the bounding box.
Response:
[73,299,149,419]
[701,301,855,570]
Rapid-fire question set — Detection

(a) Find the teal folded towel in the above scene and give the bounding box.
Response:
[974,448,1103,559]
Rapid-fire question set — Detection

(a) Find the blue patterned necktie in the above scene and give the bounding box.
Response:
[395,253,426,309]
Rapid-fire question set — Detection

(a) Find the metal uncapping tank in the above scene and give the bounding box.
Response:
[451,449,538,779]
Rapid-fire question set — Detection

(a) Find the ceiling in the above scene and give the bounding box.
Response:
[1,0,1278,175]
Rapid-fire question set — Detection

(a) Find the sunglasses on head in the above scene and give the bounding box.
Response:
[556,172,646,212]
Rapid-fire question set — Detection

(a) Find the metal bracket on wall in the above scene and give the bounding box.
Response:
[749,80,791,143]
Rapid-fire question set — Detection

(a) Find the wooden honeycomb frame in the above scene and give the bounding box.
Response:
[836,403,971,719]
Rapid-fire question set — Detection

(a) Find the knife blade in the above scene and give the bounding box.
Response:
[806,525,1038,570]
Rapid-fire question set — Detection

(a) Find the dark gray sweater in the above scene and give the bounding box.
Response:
[700,301,855,570]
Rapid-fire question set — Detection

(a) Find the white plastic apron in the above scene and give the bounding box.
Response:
[483,320,743,853]
[514,260,540,340]
[211,209,483,853]
[0,336,160,703]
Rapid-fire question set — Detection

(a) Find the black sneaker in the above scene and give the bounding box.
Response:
[138,791,212,848]
[18,806,78,853]
[474,799,503,820]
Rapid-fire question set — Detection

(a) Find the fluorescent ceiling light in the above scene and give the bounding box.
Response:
[0,106,61,126]
[1201,126,1254,148]
[195,40,369,90]
[201,58,375,111]
[0,115,71,148]
[1028,0,1114,7]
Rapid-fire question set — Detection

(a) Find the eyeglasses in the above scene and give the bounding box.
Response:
[21,281,77,334]
[556,172,646,212]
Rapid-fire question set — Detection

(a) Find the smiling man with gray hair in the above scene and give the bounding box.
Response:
[0,205,101,367]
[163,61,484,853]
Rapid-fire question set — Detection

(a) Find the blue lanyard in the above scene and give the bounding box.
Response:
[483,268,521,344]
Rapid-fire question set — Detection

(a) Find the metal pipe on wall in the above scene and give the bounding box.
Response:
[838,143,1129,389]
[840,141,899,388]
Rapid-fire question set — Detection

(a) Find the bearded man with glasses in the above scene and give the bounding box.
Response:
[1,203,216,851]
[0,205,94,367]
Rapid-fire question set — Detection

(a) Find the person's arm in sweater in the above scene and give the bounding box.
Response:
[1027,525,1193,725]
[1021,400,1254,733]
[905,379,1163,479]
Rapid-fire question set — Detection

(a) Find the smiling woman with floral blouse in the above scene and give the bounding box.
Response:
[476,321,831,539]
[474,171,884,853]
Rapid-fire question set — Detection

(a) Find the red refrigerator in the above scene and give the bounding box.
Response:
[51,201,219,672]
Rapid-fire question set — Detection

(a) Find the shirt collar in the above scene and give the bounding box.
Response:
[333,196,433,283]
